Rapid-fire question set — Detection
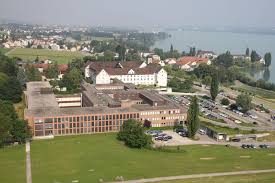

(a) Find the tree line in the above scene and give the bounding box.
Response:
[0,51,31,147]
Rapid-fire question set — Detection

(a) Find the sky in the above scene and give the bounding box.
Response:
[0,0,274,28]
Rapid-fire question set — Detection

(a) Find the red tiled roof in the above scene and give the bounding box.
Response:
[177,56,209,65]
[29,64,69,73]
[87,61,162,75]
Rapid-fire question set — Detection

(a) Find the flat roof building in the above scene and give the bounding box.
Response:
[25,81,187,137]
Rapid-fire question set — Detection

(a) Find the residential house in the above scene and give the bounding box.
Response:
[197,50,217,60]
[176,56,211,71]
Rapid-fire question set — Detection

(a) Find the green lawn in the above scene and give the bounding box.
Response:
[156,173,275,183]
[6,48,84,64]
[0,47,11,54]
[0,145,25,183]
[31,133,275,183]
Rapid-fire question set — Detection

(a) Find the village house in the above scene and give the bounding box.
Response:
[176,56,211,71]
[232,54,251,61]
[28,63,68,79]
[197,50,217,60]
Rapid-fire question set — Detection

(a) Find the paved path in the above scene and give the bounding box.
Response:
[108,169,275,183]
[26,141,32,183]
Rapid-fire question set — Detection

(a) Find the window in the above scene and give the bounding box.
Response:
[45,118,53,123]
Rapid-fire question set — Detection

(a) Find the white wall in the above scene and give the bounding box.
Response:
[156,69,167,87]
[96,70,111,84]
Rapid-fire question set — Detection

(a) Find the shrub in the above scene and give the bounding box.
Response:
[220,98,230,106]
[117,119,152,148]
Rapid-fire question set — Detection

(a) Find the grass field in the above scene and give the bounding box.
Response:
[0,145,25,183]
[6,48,84,64]
[30,133,275,183]
[156,173,275,183]
[0,47,11,54]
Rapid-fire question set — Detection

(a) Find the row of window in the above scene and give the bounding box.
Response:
[34,113,139,124]
[34,120,126,130]
[35,126,121,136]
[141,110,180,116]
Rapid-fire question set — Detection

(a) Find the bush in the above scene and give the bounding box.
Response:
[117,119,152,148]
[220,98,230,106]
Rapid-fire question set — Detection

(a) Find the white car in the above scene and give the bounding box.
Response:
[250,115,258,119]
[199,129,206,135]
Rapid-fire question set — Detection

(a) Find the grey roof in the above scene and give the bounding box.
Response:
[26,82,58,110]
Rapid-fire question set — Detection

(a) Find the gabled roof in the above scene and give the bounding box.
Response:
[28,63,68,73]
[87,61,162,75]
[177,56,209,65]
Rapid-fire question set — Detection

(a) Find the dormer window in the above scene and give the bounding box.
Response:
[115,62,123,68]
[128,69,135,75]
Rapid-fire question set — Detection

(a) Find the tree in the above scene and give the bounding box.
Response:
[214,51,234,68]
[60,68,82,91]
[11,120,31,144]
[17,68,27,86]
[26,65,42,81]
[210,73,219,101]
[220,98,230,106]
[264,52,272,67]
[170,44,174,55]
[0,74,22,103]
[251,50,261,63]
[45,62,59,79]
[236,94,252,113]
[34,56,39,62]
[246,48,250,57]
[143,120,151,128]
[0,112,12,147]
[115,45,126,61]
[202,76,212,87]
[0,100,27,147]
[117,119,151,148]
[187,96,200,138]
[104,50,115,61]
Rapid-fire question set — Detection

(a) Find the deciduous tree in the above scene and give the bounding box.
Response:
[236,94,252,113]
[117,119,151,148]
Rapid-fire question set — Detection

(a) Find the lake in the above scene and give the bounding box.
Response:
[154,30,275,83]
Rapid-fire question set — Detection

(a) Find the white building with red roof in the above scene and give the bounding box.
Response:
[176,56,211,71]
[85,61,167,87]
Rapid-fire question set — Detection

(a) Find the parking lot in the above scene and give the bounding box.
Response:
[169,94,275,131]
[147,130,275,148]
[148,130,217,147]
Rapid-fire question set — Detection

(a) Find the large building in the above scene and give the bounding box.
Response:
[24,81,187,137]
[85,61,167,87]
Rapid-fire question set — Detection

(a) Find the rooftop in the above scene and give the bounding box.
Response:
[25,82,59,110]
[86,61,163,75]
[25,81,187,118]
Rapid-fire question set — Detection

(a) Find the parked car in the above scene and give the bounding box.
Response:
[259,144,270,148]
[232,138,241,142]
[155,136,164,141]
[198,129,206,135]
[241,144,247,149]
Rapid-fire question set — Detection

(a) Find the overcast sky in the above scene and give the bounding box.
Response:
[0,0,274,28]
